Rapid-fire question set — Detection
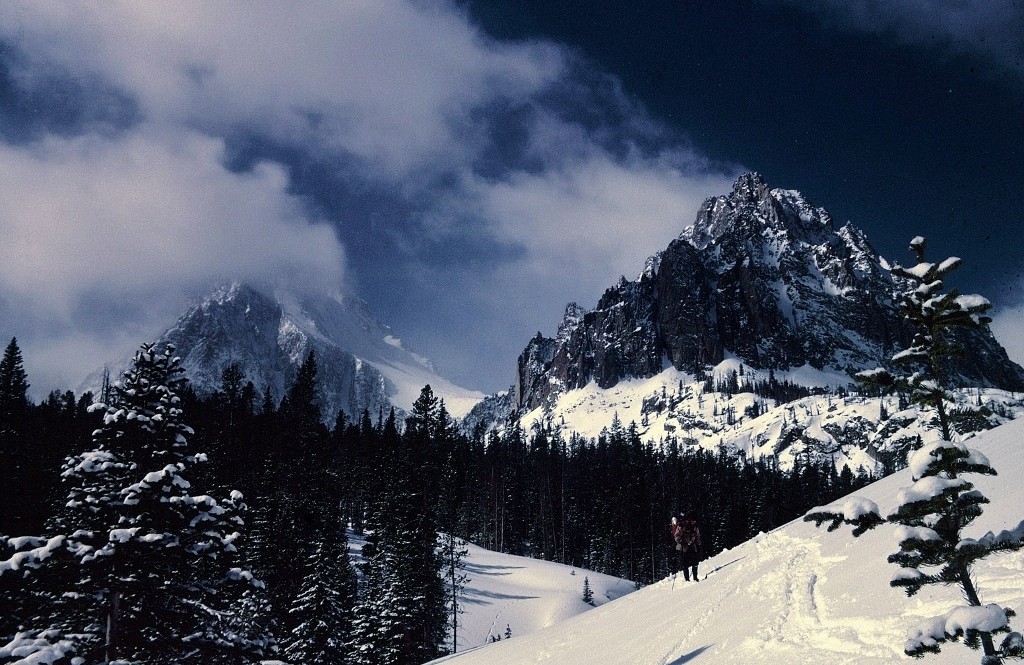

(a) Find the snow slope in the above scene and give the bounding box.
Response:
[448,542,636,651]
[433,417,1024,664]
[516,360,1024,474]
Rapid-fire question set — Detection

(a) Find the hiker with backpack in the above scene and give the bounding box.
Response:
[670,513,702,582]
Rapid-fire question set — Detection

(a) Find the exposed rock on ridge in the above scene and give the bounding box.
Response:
[150,283,394,422]
[508,172,1024,414]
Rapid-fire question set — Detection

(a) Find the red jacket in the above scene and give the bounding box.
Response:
[672,520,701,553]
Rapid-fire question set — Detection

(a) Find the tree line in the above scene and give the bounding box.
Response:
[0,336,870,663]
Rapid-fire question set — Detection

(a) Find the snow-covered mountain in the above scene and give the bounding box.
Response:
[432,416,1024,665]
[512,360,1024,474]
[87,282,483,420]
[478,172,1023,421]
[466,173,1024,470]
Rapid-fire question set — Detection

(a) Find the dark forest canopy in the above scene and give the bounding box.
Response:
[0,347,869,663]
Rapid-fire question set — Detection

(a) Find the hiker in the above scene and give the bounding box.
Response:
[670,512,702,582]
[669,514,684,578]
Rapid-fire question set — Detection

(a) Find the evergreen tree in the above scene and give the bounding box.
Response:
[857,236,992,440]
[283,529,357,665]
[0,337,31,536]
[0,338,29,422]
[0,343,270,664]
[806,439,1024,663]
[439,532,469,653]
[349,489,445,665]
[280,350,322,430]
[806,239,1024,664]
[582,577,594,605]
[259,348,338,635]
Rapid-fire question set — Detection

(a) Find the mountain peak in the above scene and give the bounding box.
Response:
[684,172,834,251]
[495,175,1024,416]
[87,281,483,420]
[731,171,770,203]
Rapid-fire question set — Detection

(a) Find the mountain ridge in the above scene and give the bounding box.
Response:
[477,172,1024,425]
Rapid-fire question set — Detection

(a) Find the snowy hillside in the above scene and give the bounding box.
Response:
[444,542,635,651]
[517,359,1024,474]
[432,416,1024,665]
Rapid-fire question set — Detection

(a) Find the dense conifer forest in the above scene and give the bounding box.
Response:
[0,338,869,663]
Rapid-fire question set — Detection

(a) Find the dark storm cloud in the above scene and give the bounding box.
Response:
[0,45,141,144]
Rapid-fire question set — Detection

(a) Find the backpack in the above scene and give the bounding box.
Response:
[677,521,699,551]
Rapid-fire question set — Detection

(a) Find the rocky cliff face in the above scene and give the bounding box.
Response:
[509,172,1024,413]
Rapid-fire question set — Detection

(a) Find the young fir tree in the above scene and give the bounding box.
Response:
[349,488,446,665]
[283,528,357,665]
[857,236,992,441]
[0,343,271,664]
[439,532,469,653]
[805,238,1024,664]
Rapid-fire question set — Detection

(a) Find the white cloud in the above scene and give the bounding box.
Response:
[0,130,342,306]
[0,1,563,177]
[470,154,733,289]
[0,0,735,394]
[0,128,344,392]
[990,303,1024,368]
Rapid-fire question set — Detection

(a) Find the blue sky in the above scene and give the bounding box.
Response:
[0,1,1021,396]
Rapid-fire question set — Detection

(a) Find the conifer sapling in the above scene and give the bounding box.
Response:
[805,238,1024,664]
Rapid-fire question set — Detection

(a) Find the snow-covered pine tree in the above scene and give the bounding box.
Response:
[582,576,594,605]
[348,537,419,665]
[440,532,469,653]
[857,235,992,441]
[349,489,446,665]
[805,238,1024,664]
[283,528,357,665]
[0,343,271,664]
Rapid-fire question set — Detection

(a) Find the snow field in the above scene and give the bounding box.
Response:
[433,416,1024,664]
[449,542,636,651]
[519,360,1024,474]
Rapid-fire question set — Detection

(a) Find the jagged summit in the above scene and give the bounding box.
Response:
[684,172,835,250]
[481,174,1024,419]
[731,170,770,203]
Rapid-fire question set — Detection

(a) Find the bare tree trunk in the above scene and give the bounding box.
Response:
[957,561,997,659]
[105,589,120,664]
[450,545,458,654]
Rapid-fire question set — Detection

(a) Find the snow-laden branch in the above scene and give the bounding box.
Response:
[905,604,1012,657]
[0,536,67,577]
[0,630,81,665]
[804,496,884,536]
